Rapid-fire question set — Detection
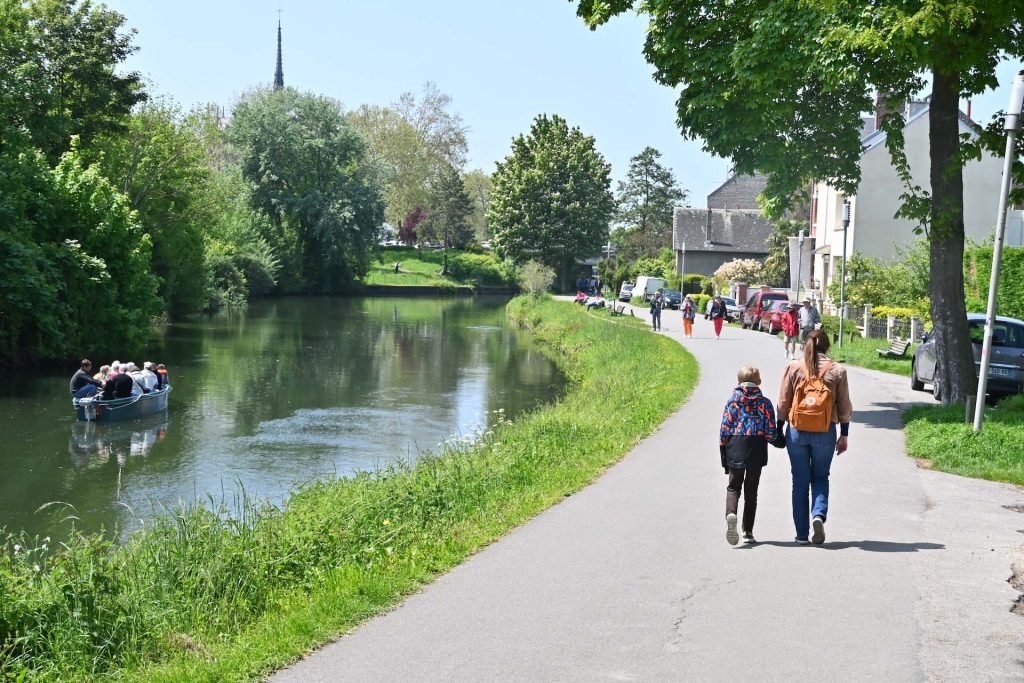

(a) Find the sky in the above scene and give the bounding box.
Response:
[105,0,1022,207]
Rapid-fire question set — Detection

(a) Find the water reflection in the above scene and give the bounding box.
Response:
[0,297,565,539]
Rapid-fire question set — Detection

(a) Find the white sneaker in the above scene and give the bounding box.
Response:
[726,513,739,546]
[811,516,826,544]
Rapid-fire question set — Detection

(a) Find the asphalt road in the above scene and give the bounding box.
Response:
[272,303,1024,682]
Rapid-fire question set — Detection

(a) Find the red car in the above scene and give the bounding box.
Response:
[741,290,790,331]
[757,300,791,334]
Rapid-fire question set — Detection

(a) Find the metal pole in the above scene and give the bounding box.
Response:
[974,71,1024,432]
[838,201,850,347]
[794,228,804,305]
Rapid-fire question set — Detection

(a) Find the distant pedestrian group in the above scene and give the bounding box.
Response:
[718,330,852,545]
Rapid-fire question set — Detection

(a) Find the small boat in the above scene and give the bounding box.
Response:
[73,385,172,422]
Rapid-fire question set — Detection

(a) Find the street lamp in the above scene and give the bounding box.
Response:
[838,200,851,348]
[794,229,806,305]
[973,70,1024,432]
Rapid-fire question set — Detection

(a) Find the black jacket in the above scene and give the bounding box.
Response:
[103,373,135,399]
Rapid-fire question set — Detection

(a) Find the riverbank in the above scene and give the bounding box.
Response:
[0,296,697,681]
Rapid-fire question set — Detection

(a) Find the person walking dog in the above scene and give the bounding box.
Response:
[681,295,696,338]
[719,365,781,545]
[777,330,853,544]
[650,291,664,331]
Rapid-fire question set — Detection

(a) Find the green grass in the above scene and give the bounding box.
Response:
[904,394,1024,485]
[363,248,516,288]
[828,334,917,377]
[0,296,697,681]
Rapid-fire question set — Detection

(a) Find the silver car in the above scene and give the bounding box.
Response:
[912,313,1024,401]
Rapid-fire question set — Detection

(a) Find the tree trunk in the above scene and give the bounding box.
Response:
[928,66,976,405]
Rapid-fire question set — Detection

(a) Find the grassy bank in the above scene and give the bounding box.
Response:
[828,335,916,377]
[363,247,516,288]
[904,395,1024,485]
[0,296,697,681]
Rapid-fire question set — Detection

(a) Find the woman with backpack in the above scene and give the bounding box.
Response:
[776,330,852,544]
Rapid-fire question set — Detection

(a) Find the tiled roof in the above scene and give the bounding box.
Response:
[672,208,772,254]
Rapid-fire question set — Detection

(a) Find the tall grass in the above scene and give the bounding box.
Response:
[0,296,697,681]
[904,394,1024,485]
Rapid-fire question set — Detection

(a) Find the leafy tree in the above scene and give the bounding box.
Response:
[400,206,427,246]
[92,101,211,315]
[575,1,1024,403]
[615,146,687,257]
[763,220,804,288]
[519,261,556,297]
[227,88,384,293]
[488,114,614,289]
[463,168,493,241]
[421,164,475,248]
[0,0,146,163]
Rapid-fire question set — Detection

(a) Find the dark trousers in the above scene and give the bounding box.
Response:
[726,465,763,534]
[651,309,661,330]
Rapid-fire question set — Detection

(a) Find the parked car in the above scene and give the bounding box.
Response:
[656,288,682,309]
[618,283,635,302]
[740,290,790,329]
[754,300,790,334]
[912,313,1024,401]
[720,296,740,322]
[634,276,666,302]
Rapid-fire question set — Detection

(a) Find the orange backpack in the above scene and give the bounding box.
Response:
[789,361,833,432]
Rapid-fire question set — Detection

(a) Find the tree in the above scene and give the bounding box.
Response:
[420,164,475,249]
[519,261,556,297]
[400,206,427,246]
[463,168,493,241]
[762,220,804,288]
[488,114,614,290]
[0,0,146,163]
[575,1,1024,404]
[226,88,384,293]
[615,146,687,257]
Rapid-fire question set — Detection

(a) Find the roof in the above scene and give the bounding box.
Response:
[862,100,981,154]
[672,207,772,254]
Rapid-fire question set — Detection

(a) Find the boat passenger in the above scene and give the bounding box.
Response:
[139,362,159,392]
[104,368,135,399]
[70,359,103,398]
[93,365,111,384]
[124,362,145,396]
[109,360,121,377]
[156,363,169,390]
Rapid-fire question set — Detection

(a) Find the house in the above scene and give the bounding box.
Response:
[671,174,774,276]
[809,97,1020,302]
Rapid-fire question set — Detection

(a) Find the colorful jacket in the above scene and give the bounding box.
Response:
[719,384,777,471]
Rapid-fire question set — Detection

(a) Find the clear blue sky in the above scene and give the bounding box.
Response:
[105,0,1022,205]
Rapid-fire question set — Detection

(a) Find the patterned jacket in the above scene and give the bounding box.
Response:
[719,384,777,471]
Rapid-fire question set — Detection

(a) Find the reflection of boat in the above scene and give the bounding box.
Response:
[73,385,172,422]
[69,415,170,469]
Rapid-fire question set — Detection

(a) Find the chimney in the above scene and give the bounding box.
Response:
[705,208,712,244]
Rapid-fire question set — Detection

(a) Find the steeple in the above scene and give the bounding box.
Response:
[273,17,284,90]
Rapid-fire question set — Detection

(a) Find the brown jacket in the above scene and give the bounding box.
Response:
[777,356,853,425]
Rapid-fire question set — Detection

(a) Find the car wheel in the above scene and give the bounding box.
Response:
[932,373,943,402]
[910,361,924,391]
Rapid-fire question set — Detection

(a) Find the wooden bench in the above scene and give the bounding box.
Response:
[607,302,627,316]
[876,338,911,358]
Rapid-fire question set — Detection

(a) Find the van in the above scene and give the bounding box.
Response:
[634,276,665,302]
[740,289,790,330]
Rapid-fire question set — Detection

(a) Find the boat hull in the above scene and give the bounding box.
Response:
[74,386,172,422]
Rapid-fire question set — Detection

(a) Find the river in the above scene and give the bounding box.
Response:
[0,297,565,540]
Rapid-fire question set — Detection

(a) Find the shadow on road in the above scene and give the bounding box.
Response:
[746,540,945,552]
[852,403,912,431]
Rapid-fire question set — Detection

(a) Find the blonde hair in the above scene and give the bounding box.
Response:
[737,366,761,385]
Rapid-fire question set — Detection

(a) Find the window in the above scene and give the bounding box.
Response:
[968,321,1024,347]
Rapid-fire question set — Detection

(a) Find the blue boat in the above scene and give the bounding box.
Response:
[73,385,172,422]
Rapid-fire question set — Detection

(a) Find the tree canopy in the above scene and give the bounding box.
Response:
[488,114,614,289]
[615,146,687,257]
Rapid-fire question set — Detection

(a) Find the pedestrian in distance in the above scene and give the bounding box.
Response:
[649,291,664,331]
[708,295,727,339]
[798,298,821,344]
[781,303,801,359]
[777,330,853,544]
[681,295,696,338]
[719,365,783,545]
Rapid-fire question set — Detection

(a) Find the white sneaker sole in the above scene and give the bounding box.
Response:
[811,517,825,544]
[726,513,739,546]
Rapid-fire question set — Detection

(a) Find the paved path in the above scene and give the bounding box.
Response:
[273,304,1023,682]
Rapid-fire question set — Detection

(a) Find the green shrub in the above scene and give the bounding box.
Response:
[681,274,705,294]
[871,305,916,320]
[445,253,517,286]
[964,245,1024,320]
[691,293,711,315]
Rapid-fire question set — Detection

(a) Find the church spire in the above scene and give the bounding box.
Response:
[273,16,284,90]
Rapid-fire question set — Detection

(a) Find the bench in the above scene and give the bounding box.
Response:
[876,338,911,358]
[606,301,628,316]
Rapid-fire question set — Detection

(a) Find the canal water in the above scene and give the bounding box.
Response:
[0,297,565,540]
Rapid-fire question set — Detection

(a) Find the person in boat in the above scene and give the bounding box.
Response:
[70,359,103,398]
[124,362,146,396]
[103,366,135,399]
[92,364,111,384]
[109,360,121,377]
[156,363,169,390]
[139,362,159,392]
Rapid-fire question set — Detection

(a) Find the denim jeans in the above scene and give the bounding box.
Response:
[73,384,97,399]
[651,309,661,330]
[786,424,837,540]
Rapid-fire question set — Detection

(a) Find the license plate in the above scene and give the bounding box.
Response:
[990,366,1011,378]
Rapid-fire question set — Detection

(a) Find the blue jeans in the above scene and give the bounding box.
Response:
[651,309,661,329]
[786,424,837,540]
[73,384,98,399]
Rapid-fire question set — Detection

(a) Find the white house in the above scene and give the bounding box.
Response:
[808,98,1021,303]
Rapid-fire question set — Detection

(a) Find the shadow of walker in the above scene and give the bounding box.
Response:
[752,540,945,552]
